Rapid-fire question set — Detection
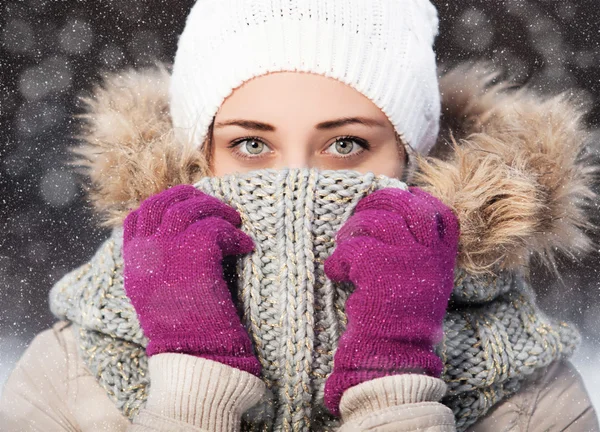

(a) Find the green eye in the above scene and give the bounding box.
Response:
[227,137,271,160]
[334,139,355,155]
[327,136,370,158]
[242,139,265,155]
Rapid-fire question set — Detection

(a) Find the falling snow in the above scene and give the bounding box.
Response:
[1,0,600,413]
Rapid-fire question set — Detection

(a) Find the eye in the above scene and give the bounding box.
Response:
[228,137,271,159]
[325,136,370,158]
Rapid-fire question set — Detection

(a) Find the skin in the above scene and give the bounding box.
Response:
[205,71,406,178]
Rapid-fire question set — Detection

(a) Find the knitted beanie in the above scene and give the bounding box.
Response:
[169,0,441,154]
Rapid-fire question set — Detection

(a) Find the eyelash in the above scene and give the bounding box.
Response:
[226,135,371,161]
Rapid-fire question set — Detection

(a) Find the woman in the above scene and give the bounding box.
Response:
[1,0,597,430]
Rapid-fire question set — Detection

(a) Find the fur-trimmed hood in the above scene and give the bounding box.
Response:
[69,63,596,275]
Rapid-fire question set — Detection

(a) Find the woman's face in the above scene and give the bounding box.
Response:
[209,72,405,178]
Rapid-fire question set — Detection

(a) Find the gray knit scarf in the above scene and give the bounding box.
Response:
[49,168,579,431]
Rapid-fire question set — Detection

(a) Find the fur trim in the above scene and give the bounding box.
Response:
[68,63,597,274]
[68,65,209,227]
[415,63,596,274]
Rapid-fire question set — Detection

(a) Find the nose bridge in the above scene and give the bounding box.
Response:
[282,155,311,169]
[276,137,314,169]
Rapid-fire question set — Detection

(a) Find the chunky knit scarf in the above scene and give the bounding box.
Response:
[49,168,580,431]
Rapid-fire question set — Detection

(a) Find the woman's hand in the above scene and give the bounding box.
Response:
[323,187,459,415]
[122,184,260,377]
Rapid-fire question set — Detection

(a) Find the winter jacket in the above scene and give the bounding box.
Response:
[0,320,596,431]
[1,62,599,431]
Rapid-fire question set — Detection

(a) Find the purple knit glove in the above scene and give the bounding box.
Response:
[323,187,459,416]
[122,184,261,377]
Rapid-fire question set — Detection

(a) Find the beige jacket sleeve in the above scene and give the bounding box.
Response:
[0,321,265,432]
[338,359,600,432]
[338,374,456,431]
[0,321,83,431]
[131,354,265,431]
[469,361,599,432]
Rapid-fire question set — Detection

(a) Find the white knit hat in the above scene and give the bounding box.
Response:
[170,0,441,154]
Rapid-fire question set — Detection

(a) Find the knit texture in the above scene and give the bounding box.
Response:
[138,354,265,431]
[323,187,459,415]
[170,0,441,154]
[122,184,260,375]
[49,168,580,431]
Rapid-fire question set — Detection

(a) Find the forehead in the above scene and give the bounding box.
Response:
[216,71,388,122]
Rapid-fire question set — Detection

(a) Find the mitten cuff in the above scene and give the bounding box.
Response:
[339,374,448,424]
[144,354,265,431]
[324,345,443,416]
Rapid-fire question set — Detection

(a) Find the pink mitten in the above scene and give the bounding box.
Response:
[122,184,260,376]
[323,187,459,415]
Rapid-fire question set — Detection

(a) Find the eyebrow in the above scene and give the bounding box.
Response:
[213,116,386,131]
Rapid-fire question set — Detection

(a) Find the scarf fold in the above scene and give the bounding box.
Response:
[49,168,579,431]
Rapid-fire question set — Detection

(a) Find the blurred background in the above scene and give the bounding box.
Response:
[1,0,600,409]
